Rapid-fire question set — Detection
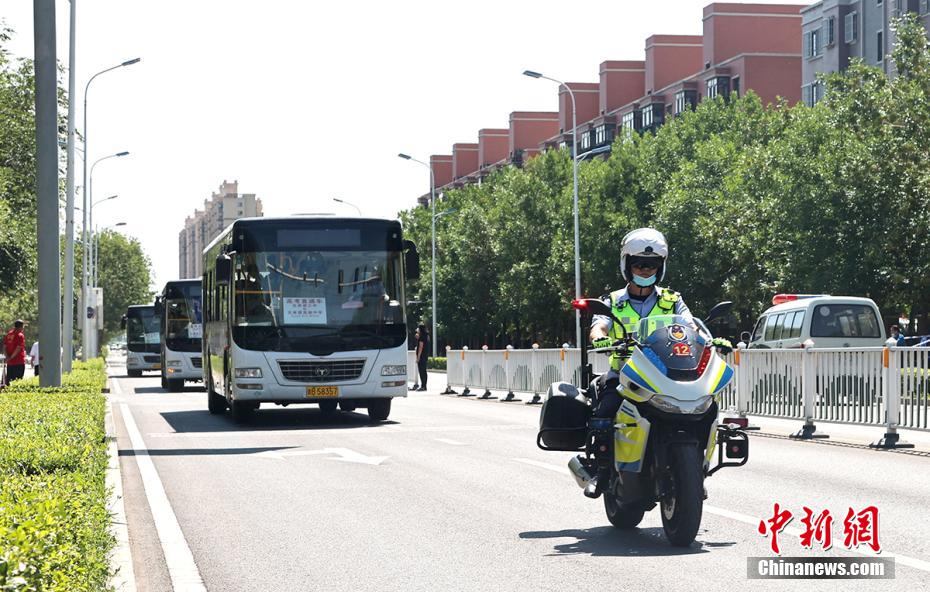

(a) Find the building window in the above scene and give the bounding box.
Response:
[892,0,902,17]
[674,90,698,115]
[877,31,884,62]
[641,103,665,131]
[844,12,859,43]
[706,76,730,100]
[594,124,612,146]
[805,28,822,58]
[922,0,930,15]
[579,130,592,151]
[876,0,882,5]
[827,16,836,46]
[621,110,642,134]
[803,82,823,107]
[731,77,741,99]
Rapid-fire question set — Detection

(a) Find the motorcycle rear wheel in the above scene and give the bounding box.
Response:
[660,444,704,547]
[604,493,646,529]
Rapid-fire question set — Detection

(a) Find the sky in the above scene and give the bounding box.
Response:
[3,0,799,289]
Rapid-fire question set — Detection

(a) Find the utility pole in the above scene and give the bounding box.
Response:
[63,0,77,372]
[34,0,62,386]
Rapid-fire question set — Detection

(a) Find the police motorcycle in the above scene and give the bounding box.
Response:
[536,298,749,547]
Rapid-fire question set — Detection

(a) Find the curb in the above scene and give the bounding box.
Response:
[105,377,137,592]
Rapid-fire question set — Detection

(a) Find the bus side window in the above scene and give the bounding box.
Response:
[764,314,781,341]
[790,311,805,339]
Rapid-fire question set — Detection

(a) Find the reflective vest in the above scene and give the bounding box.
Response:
[608,286,679,371]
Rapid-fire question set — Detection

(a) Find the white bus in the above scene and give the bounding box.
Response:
[201,216,420,422]
[123,304,161,377]
[156,279,204,391]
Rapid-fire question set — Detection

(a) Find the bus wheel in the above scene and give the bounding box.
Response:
[128,369,142,378]
[367,399,391,422]
[167,378,184,392]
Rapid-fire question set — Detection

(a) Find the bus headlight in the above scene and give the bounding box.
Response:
[381,365,407,376]
[166,360,182,368]
[235,368,263,378]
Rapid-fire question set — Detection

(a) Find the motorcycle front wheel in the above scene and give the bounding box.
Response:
[660,444,704,547]
[604,493,646,529]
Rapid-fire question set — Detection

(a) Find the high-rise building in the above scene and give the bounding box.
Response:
[801,0,930,106]
[178,180,263,279]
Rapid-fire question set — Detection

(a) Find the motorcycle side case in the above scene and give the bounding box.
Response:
[537,382,591,451]
[614,399,651,473]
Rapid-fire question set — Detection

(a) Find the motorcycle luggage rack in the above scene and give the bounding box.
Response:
[537,427,587,452]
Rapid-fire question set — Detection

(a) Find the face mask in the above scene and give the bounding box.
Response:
[632,273,657,287]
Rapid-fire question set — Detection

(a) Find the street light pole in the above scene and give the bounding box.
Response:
[62,0,77,372]
[81,57,139,361]
[332,197,362,216]
[523,70,581,349]
[35,0,62,386]
[89,194,118,286]
[398,153,437,358]
[85,151,127,358]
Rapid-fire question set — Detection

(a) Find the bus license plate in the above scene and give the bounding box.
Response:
[307,386,339,398]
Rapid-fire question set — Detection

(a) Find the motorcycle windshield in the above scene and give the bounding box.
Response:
[636,315,708,372]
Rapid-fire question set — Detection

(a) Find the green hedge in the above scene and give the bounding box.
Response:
[427,357,446,371]
[0,359,113,591]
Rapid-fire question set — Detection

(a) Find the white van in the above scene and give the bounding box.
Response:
[746,295,886,349]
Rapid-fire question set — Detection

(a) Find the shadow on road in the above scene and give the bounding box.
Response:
[160,408,398,433]
[520,526,735,557]
[119,446,297,457]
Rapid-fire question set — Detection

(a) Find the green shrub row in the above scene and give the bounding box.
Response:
[0,360,113,591]
[427,357,447,371]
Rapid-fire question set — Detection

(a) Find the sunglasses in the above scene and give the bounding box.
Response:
[631,259,661,270]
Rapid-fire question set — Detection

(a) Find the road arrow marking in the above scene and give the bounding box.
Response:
[255,447,388,465]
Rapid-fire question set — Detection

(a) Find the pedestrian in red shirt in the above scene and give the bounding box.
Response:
[3,320,27,385]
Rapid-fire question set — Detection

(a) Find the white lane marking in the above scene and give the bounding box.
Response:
[145,424,531,439]
[255,447,388,465]
[120,403,207,591]
[514,458,930,573]
[513,458,570,474]
[434,438,467,446]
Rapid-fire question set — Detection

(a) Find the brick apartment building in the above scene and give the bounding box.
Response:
[801,0,930,105]
[178,180,263,279]
[413,2,807,203]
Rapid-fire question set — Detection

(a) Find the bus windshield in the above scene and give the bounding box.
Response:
[164,282,203,352]
[232,249,406,353]
[126,307,160,353]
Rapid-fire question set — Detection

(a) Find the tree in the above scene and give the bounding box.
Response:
[94,230,154,344]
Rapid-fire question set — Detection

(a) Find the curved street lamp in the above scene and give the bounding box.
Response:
[332,197,362,216]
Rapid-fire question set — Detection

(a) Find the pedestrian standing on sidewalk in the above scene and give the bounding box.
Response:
[29,341,40,377]
[410,327,420,391]
[3,320,27,385]
[416,324,430,392]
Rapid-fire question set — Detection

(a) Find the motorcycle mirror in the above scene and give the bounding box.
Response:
[740,330,751,343]
[705,301,733,324]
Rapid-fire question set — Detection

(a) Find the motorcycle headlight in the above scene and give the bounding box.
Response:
[381,365,407,376]
[649,394,714,415]
[235,367,262,378]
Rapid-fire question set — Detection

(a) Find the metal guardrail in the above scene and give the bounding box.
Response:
[442,346,930,446]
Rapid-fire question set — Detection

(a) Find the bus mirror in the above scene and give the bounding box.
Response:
[153,297,164,316]
[216,254,232,285]
[404,240,420,280]
[120,315,127,330]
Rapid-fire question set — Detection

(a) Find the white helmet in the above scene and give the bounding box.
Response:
[620,228,668,282]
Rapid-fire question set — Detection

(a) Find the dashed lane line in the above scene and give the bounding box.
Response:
[117,379,206,591]
[513,457,930,573]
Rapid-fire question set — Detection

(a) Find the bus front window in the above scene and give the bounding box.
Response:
[232,250,406,352]
[164,283,203,352]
